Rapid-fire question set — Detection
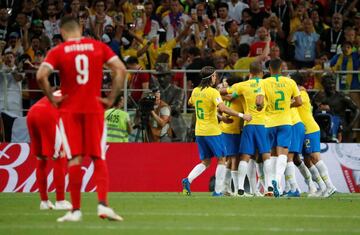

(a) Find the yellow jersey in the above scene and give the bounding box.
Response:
[220,95,244,134]
[297,89,320,134]
[233,57,256,79]
[263,75,300,127]
[228,78,266,126]
[148,39,177,69]
[291,107,302,125]
[189,87,223,136]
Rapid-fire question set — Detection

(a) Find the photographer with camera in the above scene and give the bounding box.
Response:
[147,89,172,142]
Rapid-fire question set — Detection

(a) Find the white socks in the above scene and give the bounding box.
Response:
[256,162,265,189]
[315,160,335,189]
[270,156,277,183]
[188,163,206,183]
[247,159,257,194]
[223,168,232,193]
[275,154,288,184]
[231,170,239,193]
[297,162,317,193]
[309,165,327,191]
[237,161,248,191]
[285,162,298,192]
[263,159,272,190]
[215,164,226,194]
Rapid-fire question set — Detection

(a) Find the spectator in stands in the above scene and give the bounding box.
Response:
[265,45,281,68]
[125,56,150,108]
[289,2,307,35]
[330,41,360,90]
[146,89,172,142]
[227,0,248,23]
[90,0,113,38]
[317,13,344,58]
[24,50,45,106]
[0,49,23,117]
[265,14,286,57]
[143,1,160,40]
[271,0,292,36]
[344,27,356,49]
[239,19,256,45]
[249,27,274,57]
[105,95,133,142]
[289,18,319,69]
[310,9,329,36]
[249,0,269,28]
[186,46,208,89]
[0,7,9,41]
[43,3,61,45]
[214,2,230,36]
[21,0,42,22]
[326,0,351,24]
[65,0,81,18]
[27,19,51,51]
[225,20,241,48]
[162,0,190,42]
[155,64,187,141]
[312,73,360,142]
[5,32,24,59]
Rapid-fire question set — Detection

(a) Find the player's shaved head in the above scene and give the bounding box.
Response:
[269,58,282,73]
[60,16,80,32]
[249,61,262,76]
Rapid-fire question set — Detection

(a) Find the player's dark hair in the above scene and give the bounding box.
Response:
[269,58,282,73]
[199,66,216,90]
[237,44,250,57]
[226,76,241,86]
[249,61,262,76]
[290,72,305,86]
[60,16,80,31]
[125,56,139,65]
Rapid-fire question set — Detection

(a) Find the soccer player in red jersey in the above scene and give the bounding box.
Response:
[27,92,72,211]
[36,16,126,222]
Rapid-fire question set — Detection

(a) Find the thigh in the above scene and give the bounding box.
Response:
[254,125,270,154]
[303,131,320,155]
[239,125,256,156]
[84,113,106,159]
[196,136,213,160]
[276,125,292,148]
[59,112,83,159]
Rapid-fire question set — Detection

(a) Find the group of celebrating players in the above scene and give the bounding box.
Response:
[182,59,336,198]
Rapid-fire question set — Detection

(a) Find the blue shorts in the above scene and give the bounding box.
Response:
[239,125,270,155]
[302,131,321,156]
[221,133,241,156]
[289,122,305,153]
[196,135,226,160]
[267,125,292,149]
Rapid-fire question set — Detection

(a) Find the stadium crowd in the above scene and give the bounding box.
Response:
[0,0,360,142]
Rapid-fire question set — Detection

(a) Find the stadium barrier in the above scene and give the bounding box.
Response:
[0,143,359,193]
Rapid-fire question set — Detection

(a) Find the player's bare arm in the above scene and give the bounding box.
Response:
[36,64,64,107]
[99,57,127,109]
[217,102,252,121]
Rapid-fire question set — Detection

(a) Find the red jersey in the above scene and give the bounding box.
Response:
[249,41,275,57]
[43,38,117,113]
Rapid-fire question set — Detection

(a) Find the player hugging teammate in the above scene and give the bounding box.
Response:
[182,59,336,198]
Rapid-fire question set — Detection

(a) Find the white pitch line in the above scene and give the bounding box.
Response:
[0,224,359,234]
[0,211,359,219]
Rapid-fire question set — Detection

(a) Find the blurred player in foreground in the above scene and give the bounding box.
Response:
[27,92,72,210]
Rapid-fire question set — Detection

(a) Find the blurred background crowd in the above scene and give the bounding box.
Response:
[0,0,360,143]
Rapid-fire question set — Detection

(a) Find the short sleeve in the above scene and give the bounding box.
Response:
[43,46,60,70]
[160,106,171,116]
[102,42,117,63]
[212,89,223,106]
[291,80,300,97]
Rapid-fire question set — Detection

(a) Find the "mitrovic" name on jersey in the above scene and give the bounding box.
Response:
[64,43,94,53]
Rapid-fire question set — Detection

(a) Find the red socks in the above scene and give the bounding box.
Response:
[53,157,67,201]
[94,159,109,206]
[36,160,48,201]
[68,165,82,210]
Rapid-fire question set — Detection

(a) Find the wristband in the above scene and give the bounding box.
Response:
[238,113,244,118]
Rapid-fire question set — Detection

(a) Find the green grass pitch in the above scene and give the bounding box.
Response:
[0,192,359,235]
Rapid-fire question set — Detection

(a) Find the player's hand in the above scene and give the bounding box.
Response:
[98,97,114,109]
[243,114,252,121]
[222,116,233,124]
[50,95,67,108]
